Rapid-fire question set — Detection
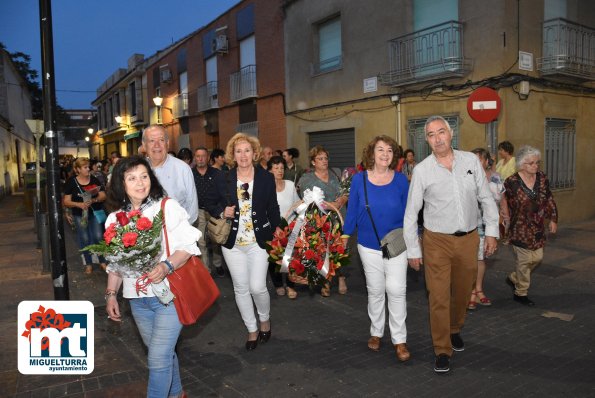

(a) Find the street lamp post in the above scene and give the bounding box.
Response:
[39,0,70,299]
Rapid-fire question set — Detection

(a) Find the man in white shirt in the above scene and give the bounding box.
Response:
[403,115,499,374]
[143,124,198,224]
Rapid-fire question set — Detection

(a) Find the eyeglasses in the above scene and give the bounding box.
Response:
[524,161,541,166]
[315,156,328,161]
[240,182,250,200]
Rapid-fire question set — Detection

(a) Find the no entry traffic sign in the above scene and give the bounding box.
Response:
[467,87,501,123]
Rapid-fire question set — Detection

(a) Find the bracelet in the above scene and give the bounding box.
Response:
[163,259,174,274]
[104,289,117,302]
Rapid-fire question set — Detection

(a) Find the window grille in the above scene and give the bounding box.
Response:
[407,115,460,162]
[544,117,576,189]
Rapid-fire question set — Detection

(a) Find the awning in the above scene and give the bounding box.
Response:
[124,131,140,140]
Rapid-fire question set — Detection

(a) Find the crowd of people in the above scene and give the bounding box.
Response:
[61,117,558,395]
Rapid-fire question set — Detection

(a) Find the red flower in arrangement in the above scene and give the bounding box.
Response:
[135,217,153,231]
[122,231,138,247]
[104,223,117,244]
[291,259,305,275]
[128,209,141,218]
[116,211,129,226]
[266,202,350,288]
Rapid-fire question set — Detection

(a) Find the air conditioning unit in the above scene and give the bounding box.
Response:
[160,67,172,83]
[212,35,228,53]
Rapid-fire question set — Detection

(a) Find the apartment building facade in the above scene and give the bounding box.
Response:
[283,0,595,222]
[92,0,286,159]
[0,48,35,196]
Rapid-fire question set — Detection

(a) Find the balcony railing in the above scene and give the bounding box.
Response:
[230,64,257,102]
[235,121,259,137]
[537,18,595,81]
[197,81,219,112]
[379,21,472,87]
[173,93,189,119]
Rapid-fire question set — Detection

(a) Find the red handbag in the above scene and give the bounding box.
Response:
[161,198,220,325]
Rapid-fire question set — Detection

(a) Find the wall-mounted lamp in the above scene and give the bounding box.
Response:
[152,96,172,124]
[87,128,94,135]
[115,115,130,128]
[153,96,173,111]
[153,96,163,107]
[518,81,530,100]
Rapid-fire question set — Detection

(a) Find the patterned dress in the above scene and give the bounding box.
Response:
[504,171,558,250]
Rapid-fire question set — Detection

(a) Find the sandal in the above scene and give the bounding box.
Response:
[321,286,331,297]
[338,276,347,295]
[84,265,93,275]
[286,287,297,299]
[476,290,492,306]
[467,290,477,310]
[275,287,286,296]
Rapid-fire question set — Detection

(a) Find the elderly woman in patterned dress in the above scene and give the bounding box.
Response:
[501,145,558,306]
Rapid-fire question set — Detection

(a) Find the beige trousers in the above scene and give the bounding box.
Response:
[423,229,479,356]
[509,246,543,296]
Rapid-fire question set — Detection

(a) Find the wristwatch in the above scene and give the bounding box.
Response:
[104,290,117,302]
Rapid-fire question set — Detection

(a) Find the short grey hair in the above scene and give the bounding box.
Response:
[516,145,541,169]
[142,124,169,143]
[424,115,452,136]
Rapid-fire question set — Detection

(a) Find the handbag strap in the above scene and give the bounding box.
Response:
[362,171,382,246]
[160,197,172,257]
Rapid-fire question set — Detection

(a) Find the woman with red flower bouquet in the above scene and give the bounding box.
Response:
[103,156,201,398]
[343,136,411,362]
[63,157,108,274]
[297,146,349,297]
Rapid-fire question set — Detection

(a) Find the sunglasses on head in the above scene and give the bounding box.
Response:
[240,182,250,200]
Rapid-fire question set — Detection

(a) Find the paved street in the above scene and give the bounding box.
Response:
[1,192,594,397]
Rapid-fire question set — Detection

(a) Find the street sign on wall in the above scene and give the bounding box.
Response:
[467,87,501,123]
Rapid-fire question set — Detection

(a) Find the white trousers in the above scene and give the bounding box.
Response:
[358,245,408,344]
[222,243,271,333]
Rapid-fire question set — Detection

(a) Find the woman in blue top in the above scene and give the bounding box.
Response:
[343,135,411,363]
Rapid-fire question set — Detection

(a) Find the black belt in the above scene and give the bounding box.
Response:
[451,228,477,237]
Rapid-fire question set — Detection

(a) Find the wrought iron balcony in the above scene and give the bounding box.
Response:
[230,65,257,102]
[173,93,189,119]
[379,21,472,87]
[235,121,259,137]
[537,18,595,81]
[197,81,219,112]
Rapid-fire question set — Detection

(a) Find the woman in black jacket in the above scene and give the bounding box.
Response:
[206,133,280,351]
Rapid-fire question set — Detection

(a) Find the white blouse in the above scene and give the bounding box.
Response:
[276,180,300,218]
[105,198,201,298]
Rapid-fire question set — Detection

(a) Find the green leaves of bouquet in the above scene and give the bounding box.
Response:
[82,209,163,258]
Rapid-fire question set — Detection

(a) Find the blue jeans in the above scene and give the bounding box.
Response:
[73,213,106,265]
[129,297,183,398]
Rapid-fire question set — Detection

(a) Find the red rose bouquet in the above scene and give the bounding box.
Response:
[83,209,163,279]
[267,194,349,288]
